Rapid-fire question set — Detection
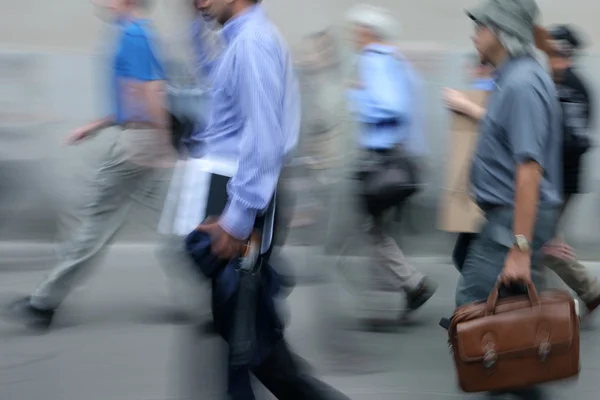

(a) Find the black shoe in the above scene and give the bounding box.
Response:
[406,277,437,311]
[3,297,54,330]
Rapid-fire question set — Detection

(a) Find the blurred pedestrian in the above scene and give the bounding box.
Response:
[346,4,437,317]
[541,24,600,315]
[296,29,344,173]
[3,0,177,329]
[444,23,600,319]
[455,0,562,398]
[190,0,348,398]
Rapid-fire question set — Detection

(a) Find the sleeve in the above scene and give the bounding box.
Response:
[506,82,549,168]
[218,38,286,240]
[121,32,164,82]
[346,52,410,124]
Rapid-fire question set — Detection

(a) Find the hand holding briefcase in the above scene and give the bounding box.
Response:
[448,281,580,393]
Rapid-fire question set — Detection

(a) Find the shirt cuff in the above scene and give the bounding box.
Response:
[513,151,543,168]
[218,197,258,240]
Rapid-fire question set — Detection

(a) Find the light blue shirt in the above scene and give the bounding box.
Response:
[190,5,300,240]
[471,77,496,92]
[347,43,428,156]
[112,19,165,125]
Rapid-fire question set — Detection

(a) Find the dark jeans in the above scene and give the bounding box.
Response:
[227,178,342,399]
[456,206,559,400]
[229,340,350,400]
[452,232,477,271]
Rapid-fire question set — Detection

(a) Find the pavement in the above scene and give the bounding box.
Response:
[1,244,600,399]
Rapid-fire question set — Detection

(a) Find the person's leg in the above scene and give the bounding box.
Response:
[4,140,153,327]
[456,207,557,400]
[252,339,351,400]
[369,212,437,310]
[228,366,256,400]
[543,255,600,306]
[453,232,478,271]
[542,194,600,311]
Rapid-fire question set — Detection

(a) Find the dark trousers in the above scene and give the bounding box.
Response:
[227,180,344,400]
[452,232,477,271]
[229,341,350,400]
[455,207,558,400]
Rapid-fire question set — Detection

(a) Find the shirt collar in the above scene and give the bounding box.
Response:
[494,55,531,85]
[222,4,263,44]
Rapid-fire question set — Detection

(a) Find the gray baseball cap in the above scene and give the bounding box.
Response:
[466,0,540,44]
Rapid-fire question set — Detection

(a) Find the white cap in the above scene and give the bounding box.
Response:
[346,4,398,41]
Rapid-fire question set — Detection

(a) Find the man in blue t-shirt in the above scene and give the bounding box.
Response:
[3,0,177,330]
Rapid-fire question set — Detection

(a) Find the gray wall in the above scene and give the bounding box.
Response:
[2,0,599,52]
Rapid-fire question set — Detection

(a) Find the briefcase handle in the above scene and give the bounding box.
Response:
[484,280,541,316]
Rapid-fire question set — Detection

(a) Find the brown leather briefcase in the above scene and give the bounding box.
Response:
[448,281,580,393]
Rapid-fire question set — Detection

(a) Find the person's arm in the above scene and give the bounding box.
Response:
[218,38,289,240]
[65,115,117,144]
[463,102,486,121]
[191,17,225,82]
[82,116,117,133]
[121,32,168,129]
[442,89,486,121]
[347,52,410,123]
[507,83,548,244]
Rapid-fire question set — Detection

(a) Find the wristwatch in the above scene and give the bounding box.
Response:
[513,234,531,252]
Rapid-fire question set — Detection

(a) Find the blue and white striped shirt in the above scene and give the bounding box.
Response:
[191,5,300,240]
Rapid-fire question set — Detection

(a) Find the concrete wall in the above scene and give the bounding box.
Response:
[1,0,599,52]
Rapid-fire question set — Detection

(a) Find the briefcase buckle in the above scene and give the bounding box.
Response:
[538,341,551,362]
[483,343,497,369]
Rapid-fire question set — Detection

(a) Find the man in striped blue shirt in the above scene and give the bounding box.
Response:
[191,1,349,399]
[192,0,300,260]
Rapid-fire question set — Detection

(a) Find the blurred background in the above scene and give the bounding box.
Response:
[1,0,599,256]
[1,2,600,400]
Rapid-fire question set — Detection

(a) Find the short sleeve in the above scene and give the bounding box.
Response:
[120,32,165,81]
[505,82,549,168]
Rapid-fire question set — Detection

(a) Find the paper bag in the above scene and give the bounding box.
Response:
[439,91,489,233]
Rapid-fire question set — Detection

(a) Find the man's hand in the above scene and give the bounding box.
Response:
[442,88,473,114]
[196,219,244,260]
[500,248,532,286]
[443,88,486,121]
[543,238,575,261]
[65,125,96,145]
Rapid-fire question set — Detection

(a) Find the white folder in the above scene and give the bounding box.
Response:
[158,156,275,254]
